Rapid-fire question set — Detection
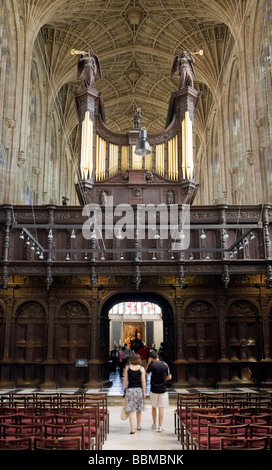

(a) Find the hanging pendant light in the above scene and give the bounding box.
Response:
[19,230,24,240]
[135,127,151,156]
[48,229,53,239]
[71,229,76,239]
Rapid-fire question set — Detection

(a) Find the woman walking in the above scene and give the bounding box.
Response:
[123,353,146,434]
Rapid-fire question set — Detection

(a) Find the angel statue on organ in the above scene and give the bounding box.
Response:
[77,49,102,89]
[170,51,196,89]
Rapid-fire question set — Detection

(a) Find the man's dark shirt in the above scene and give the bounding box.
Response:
[146,360,171,394]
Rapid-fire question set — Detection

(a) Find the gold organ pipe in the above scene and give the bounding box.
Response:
[156,144,164,176]
[96,136,106,181]
[182,111,193,179]
[109,143,118,176]
[168,139,172,179]
[168,136,178,180]
[132,145,142,169]
[174,134,178,180]
[145,147,153,171]
[80,111,93,180]
[121,146,129,172]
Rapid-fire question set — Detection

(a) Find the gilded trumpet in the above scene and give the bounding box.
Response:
[186,50,204,56]
[71,49,87,56]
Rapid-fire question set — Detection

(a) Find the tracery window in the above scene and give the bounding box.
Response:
[109,301,162,315]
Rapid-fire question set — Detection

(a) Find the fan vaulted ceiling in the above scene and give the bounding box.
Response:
[29,0,248,134]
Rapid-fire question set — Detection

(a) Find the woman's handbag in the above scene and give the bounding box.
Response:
[120,397,128,420]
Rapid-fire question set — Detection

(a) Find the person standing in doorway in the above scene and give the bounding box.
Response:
[146,350,172,432]
[123,353,146,434]
[118,347,127,377]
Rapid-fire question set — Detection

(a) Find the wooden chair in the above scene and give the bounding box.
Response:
[0,437,32,450]
[56,393,81,411]
[8,393,36,409]
[34,436,82,450]
[61,406,102,450]
[2,422,43,448]
[79,393,109,442]
[35,393,59,413]
[189,409,234,450]
[206,423,248,450]
[249,423,272,450]
[176,395,203,448]
[220,436,268,450]
[18,413,54,425]
[43,422,87,450]
[174,393,201,440]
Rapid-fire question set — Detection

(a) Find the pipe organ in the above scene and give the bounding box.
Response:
[75,87,201,204]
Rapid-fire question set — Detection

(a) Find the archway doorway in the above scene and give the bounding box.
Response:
[109,301,163,352]
[99,293,175,394]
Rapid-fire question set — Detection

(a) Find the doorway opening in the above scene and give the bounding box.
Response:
[109,301,163,351]
[99,293,175,395]
[109,301,163,392]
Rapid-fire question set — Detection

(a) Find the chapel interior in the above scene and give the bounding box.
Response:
[0,0,272,403]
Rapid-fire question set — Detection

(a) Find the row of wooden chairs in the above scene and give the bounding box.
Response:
[0,414,98,450]
[174,391,272,450]
[0,392,109,450]
[1,392,109,436]
[186,407,272,450]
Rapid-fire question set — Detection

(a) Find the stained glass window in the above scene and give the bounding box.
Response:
[109,302,162,315]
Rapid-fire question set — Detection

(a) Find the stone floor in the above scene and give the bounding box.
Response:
[103,401,181,450]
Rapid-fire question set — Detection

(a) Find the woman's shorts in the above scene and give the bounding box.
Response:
[149,391,169,408]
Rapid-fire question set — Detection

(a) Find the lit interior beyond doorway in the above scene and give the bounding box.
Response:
[109,301,163,351]
[108,301,163,394]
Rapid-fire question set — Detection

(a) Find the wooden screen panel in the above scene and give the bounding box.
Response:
[55,302,90,362]
[14,302,46,362]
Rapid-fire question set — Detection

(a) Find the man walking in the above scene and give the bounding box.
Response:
[146,350,172,432]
